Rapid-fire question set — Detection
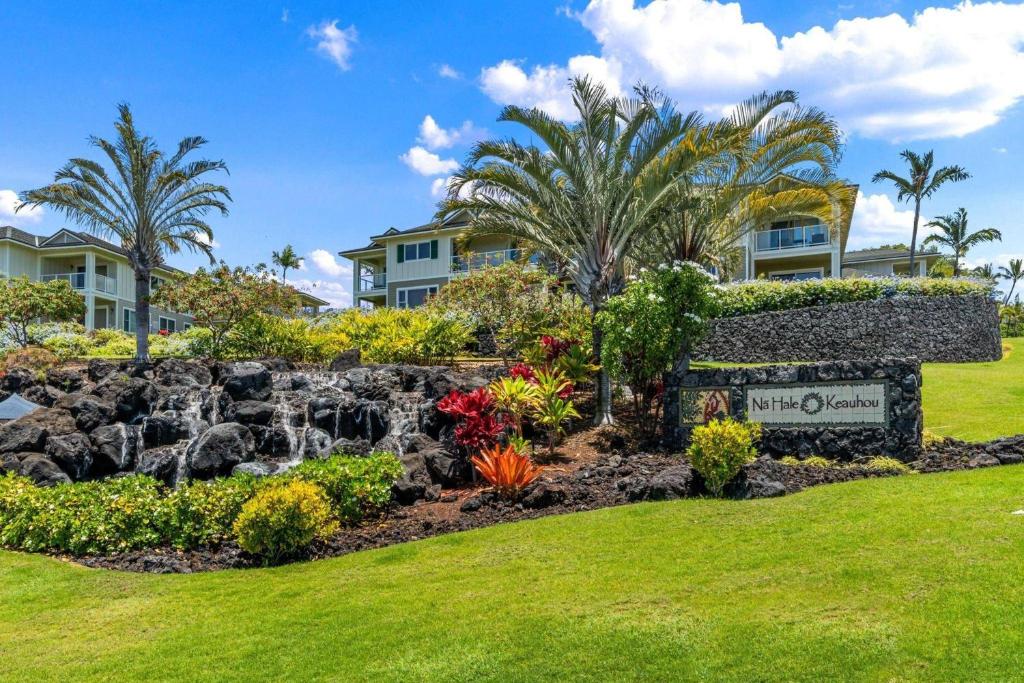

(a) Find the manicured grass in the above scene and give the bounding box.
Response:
[923,338,1024,441]
[2,466,1024,681]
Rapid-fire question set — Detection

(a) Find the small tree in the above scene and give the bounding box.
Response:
[596,263,719,438]
[0,277,86,348]
[272,245,303,285]
[922,208,1001,277]
[998,258,1024,305]
[152,264,299,358]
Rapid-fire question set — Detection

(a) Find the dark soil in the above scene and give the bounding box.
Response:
[72,433,1024,574]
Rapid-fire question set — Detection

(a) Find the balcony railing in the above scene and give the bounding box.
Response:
[451,248,535,274]
[42,272,118,294]
[359,272,387,292]
[755,225,830,252]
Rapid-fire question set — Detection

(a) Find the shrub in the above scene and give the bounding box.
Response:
[0,276,86,348]
[0,347,59,377]
[165,475,261,548]
[471,443,544,499]
[87,329,136,357]
[864,456,913,474]
[532,369,580,458]
[149,327,214,358]
[225,313,350,363]
[489,375,541,439]
[287,453,403,523]
[42,332,93,360]
[597,263,720,438]
[687,419,762,496]
[716,276,993,318]
[233,480,338,562]
[780,455,834,468]
[437,388,506,451]
[313,307,473,365]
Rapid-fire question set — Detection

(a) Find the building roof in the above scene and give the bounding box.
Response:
[843,247,942,264]
[0,226,185,274]
[0,394,41,421]
[338,211,471,257]
[295,290,330,307]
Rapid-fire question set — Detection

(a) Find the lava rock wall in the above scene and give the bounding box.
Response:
[694,295,1001,363]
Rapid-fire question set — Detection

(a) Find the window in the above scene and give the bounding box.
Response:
[396,240,438,263]
[769,268,824,282]
[397,286,438,309]
[122,308,136,333]
[158,317,177,333]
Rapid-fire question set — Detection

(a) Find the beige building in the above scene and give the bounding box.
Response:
[1,225,193,332]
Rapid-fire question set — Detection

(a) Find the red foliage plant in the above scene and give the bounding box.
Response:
[437,387,505,450]
[508,362,536,383]
[471,443,544,499]
[540,335,573,362]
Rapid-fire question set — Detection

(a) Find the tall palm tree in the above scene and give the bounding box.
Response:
[436,78,710,425]
[997,258,1024,305]
[922,208,1002,277]
[872,150,969,277]
[19,104,230,360]
[272,244,303,284]
[972,263,997,281]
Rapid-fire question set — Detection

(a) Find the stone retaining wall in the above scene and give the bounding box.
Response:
[663,358,923,461]
[694,294,1001,363]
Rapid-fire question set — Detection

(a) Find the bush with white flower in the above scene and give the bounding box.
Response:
[596,262,719,438]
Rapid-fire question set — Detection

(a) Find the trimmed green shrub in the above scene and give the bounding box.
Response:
[716,277,993,318]
[312,307,473,365]
[224,313,350,364]
[687,419,762,496]
[233,480,338,562]
[287,453,403,522]
[165,475,261,549]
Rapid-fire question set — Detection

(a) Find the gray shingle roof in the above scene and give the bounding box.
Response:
[0,394,41,421]
[1,226,186,275]
[843,247,941,263]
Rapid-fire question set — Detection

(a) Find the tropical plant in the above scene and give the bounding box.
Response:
[921,208,1002,276]
[436,77,715,425]
[470,443,544,500]
[872,150,970,276]
[233,480,338,563]
[272,244,303,285]
[0,277,86,348]
[972,263,996,281]
[597,263,720,438]
[18,104,230,360]
[687,418,762,496]
[151,264,300,358]
[312,307,472,365]
[552,343,601,387]
[531,369,580,457]
[436,388,506,451]
[488,375,541,438]
[997,258,1024,305]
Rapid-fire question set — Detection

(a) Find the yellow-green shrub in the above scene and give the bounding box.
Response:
[225,313,350,363]
[864,456,913,474]
[687,419,762,496]
[314,307,472,365]
[233,480,338,562]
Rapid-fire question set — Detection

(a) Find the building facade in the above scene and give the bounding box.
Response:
[1,226,193,332]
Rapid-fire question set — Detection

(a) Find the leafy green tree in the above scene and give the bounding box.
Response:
[18,104,230,361]
[152,264,299,358]
[0,277,86,348]
[272,245,303,285]
[437,78,711,424]
[997,258,1024,305]
[872,150,970,277]
[922,208,1001,277]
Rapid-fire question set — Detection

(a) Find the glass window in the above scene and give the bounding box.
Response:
[122,308,137,333]
[158,317,177,333]
[397,286,438,309]
[403,241,433,261]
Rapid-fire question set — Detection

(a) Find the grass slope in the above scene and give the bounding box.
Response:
[923,338,1024,441]
[2,466,1024,681]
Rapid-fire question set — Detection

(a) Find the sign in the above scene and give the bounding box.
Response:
[744,381,888,426]
[679,388,730,425]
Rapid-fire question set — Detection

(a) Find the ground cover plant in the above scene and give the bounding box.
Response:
[1,466,1023,680]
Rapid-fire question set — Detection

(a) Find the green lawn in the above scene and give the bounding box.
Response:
[2,466,1024,681]
[923,338,1024,441]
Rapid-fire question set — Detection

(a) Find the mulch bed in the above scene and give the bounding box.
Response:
[70,432,1024,574]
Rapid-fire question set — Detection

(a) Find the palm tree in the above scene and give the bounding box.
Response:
[436,78,710,424]
[19,104,229,360]
[272,244,303,284]
[972,263,997,281]
[922,208,1001,276]
[872,150,970,277]
[997,258,1024,304]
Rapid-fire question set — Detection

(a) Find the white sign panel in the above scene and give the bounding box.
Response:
[745,381,888,426]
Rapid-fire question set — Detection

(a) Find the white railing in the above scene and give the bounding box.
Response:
[451,248,534,274]
[359,272,387,291]
[41,272,118,294]
[755,225,830,252]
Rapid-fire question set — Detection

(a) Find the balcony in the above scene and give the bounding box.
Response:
[451,248,536,274]
[359,272,387,292]
[754,225,830,253]
[41,272,118,295]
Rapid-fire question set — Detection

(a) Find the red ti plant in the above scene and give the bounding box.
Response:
[540,335,572,363]
[471,443,544,499]
[436,387,505,451]
[508,362,537,383]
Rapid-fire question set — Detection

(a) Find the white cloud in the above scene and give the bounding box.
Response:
[307,19,357,70]
[193,232,220,249]
[416,116,485,150]
[848,191,937,249]
[438,64,461,79]
[994,147,1008,154]
[400,145,459,176]
[289,278,352,309]
[0,189,43,225]
[479,0,1024,140]
[309,248,351,278]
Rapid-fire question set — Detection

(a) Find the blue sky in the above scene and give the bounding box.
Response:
[2,0,1023,305]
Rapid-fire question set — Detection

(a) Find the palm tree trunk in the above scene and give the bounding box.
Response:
[909,197,921,277]
[591,317,614,426]
[135,270,151,361]
[1005,281,1018,306]
[282,267,288,285]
